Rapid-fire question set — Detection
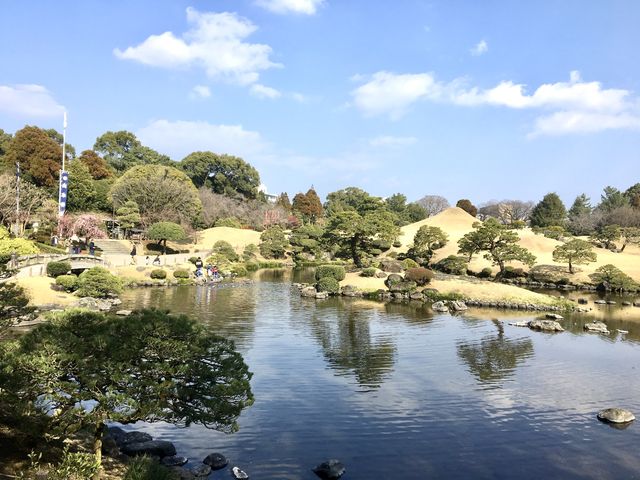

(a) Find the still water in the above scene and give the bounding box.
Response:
[119,270,640,479]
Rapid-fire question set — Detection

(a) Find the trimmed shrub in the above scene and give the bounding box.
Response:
[47,261,71,278]
[402,258,419,270]
[478,267,493,279]
[392,241,402,248]
[213,240,239,262]
[360,267,377,277]
[245,261,259,272]
[173,269,190,279]
[503,266,526,279]
[150,269,167,279]
[315,265,346,281]
[76,267,123,298]
[404,267,434,286]
[215,217,243,229]
[316,276,340,294]
[433,255,468,275]
[56,274,78,292]
[232,265,248,277]
[243,243,259,261]
[188,256,198,265]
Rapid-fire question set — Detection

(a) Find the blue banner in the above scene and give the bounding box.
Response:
[59,171,69,216]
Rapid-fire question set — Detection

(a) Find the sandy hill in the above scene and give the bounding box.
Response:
[396,207,640,283]
[194,226,262,253]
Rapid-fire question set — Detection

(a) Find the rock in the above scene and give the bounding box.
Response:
[577,298,588,305]
[528,319,564,332]
[121,440,176,458]
[622,301,632,306]
[203,452,228,470]
[191,464,212,477]
[409,292,424,300]
[633,301,640,307]
[596,281,611,292]
[102,434,120,457]
[313,459,346,480]
[384,273,404,288]
[341,285,361,297]
[388,280,417,294]
[232,466,249,479]
[301,286,317,297]
[584,321,610,334]
[606,300,617,305]
[597,408,635,424]
[450,301,468,311]
[106,426,127,446]
[375,271,387,278]
[594,299,607,305]
[379,258,404,273]
[121,431,153,446]
[162,456,188,467]
[170,467,195,480]
[431,301,449,313]
[545,313,563,320]
[116,310,132,316]
[315,292,329,299]
[509,321,529,327]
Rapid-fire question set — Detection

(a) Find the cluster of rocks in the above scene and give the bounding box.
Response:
[509,315,612,336]
[104,426,248,479]
[464,299,570,312]
[73,296,122,311]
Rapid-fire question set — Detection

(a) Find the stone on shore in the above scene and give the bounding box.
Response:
[301,286,317,297]
[450,300,468,311]
[431,301,449,312]
[121,440,176,458]
[584,321,609,334]
[545,313,563,320]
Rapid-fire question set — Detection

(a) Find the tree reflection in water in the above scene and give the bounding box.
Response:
[307,305,396,389]
[457,320,534,386]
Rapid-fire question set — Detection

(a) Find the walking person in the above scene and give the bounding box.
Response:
[130,243,137,265]
[89,241,95,256]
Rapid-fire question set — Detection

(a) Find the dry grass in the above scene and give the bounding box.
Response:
[194,226,262,253]
[16,277,77,307]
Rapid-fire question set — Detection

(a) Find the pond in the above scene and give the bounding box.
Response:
[119,270,640,480]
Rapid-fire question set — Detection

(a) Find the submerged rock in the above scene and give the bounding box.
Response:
[203,452,228,470]
[120,431,153,446]
[509,321,528,327]
[597,408,635,424]
[584,321,610,334]
[450,300,468,311]
[545,313,563,320]
[313,459,346,480]
[594,300,607,305]
[190,464,212,477]
[301,286,317,297]
[162,455,188,467]
[528,319,564,332]
[577,298,588,305]
[170,466,195,480]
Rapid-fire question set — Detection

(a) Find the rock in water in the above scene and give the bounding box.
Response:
[203,452,228,470]
[584,321,609,334]
[545,313,563,320]
[190,464,211,477]
[313,459,346,480]
[431,301,449,312]
[597,408,635,424]
[121,440,176,458]
[450,300,468,311]
[232,466,249,479]
[161,455,188,467]
[120,431,153,446]
[528,319,564,332]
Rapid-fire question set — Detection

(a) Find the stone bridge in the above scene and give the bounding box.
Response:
[14,254,105,278]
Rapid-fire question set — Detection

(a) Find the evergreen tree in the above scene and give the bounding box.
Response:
[456,199,478,217]
[568,194,592,219]
[530,193,566,227]
[598,186,629,213]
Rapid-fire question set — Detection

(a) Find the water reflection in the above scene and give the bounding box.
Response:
[457,320,534,387]
[303,301,397,389]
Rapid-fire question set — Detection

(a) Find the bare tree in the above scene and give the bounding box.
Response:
[0,174,48,234]
[478,200,534,224]
[198,189,289,230]
[415,195,450,217]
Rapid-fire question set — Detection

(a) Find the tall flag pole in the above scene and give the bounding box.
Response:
[58,112,69,218]
[15,162,20,236]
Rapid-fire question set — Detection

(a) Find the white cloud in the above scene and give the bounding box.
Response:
[0,84,65,117]
[189,85,211,99]
[369,135,417,147]
[255,0,324,15]
[470,39,488,56]
[290,92,308,103]
[351,71,441,120]
[250,83,282,99]
[136,119,267,160]
[114,8,280,85]
[351,70,640,135]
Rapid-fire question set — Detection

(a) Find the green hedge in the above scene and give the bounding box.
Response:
[77,267,123,298]
[173,269,190,279]
[316,276,340,294]
[47,261,71,278]
[150,269,167,279]
[360,267,377,277]
[56,274,78,292]
[315,265,346,282]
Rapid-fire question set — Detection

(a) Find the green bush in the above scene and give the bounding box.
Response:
[387,251,398,259]
[212,240,239,262]
[316,276,340,294]
[315,265,346,281]
[173,269,190,279]
[404,267,434,286]
[478,267,493,279]
[124,455,179,480]
[188,256,199,265]
[433,255,468,275]
[503,266,526,279]
[402,258,419,270]
[259,226,289,259]
[21,446,100,480]
[56,274,78,292]
[47,261,71,278]
[360,267,377,277]
[392,241,402,248]
[76,267,123,298]
[232,265,248,277]
[215,217,243,229]
[243,243,259,261]
[150,269,167,279]
[245,261,259,271]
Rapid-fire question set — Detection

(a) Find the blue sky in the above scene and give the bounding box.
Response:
[1,0,639,206]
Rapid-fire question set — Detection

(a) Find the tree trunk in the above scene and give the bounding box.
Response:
[93,421,106,479]
[162,239,167,255]
[351,236,361,268]
[568,259,573,274]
